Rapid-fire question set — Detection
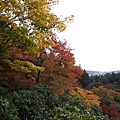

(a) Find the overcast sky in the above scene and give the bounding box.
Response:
[51,0,120,71]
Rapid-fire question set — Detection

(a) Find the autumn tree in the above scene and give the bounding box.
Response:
[92,86,114,105]
[29,36,83,95]
[0,0,74,85]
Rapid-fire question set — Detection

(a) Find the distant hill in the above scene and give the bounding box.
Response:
[86,70,120,76]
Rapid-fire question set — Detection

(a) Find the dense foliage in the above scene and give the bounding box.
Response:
[0,86,110,120]
[0,96,19,120]
[0,0,119,119]
[79,70,120,119]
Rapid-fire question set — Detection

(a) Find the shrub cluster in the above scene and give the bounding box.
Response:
[0,85,110,120]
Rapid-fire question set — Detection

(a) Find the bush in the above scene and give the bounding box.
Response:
[58,93,88,111]
[5,85,56,120]
[0,96,19,120]
[0,86,110,120]
[53,104,81,120]
[55,93,110,120]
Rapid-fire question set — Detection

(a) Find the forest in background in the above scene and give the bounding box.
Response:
[0,0,120,120]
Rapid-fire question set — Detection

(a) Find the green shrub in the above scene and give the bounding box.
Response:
[0,86,110,120]
[53,103,110,120]
[0,96,19,120]
[6,85,56,120]
[53,104,81,120]
[55,93,110,120]
[58,93,87,111]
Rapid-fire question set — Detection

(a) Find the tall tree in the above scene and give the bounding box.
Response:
[0,0,74,81]
[31,36,83,95]
[79,69,91,88]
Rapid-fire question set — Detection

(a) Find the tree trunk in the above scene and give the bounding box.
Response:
[36,70,40,83]
[36,49,45,83]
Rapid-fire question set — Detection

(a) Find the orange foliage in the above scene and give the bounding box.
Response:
[0,37,83,96]
[68,87,100,108]
[36,38,83,96]
[10,48,37,62]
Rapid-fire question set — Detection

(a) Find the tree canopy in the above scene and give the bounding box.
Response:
[0,0,74,76]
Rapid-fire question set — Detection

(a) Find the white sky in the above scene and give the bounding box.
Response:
[51,0,120,71]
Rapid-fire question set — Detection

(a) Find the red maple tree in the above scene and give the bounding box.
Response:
[33,36,83,95]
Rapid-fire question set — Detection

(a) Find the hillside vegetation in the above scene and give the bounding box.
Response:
[0,0,119,120]
[79,69,120,119]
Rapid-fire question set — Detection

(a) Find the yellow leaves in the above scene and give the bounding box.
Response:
[6,59,31,73]
[92,86,115,104]
[48,0,59,6]
[83,90,100,108]
[0,1,5,12]
[51,15,74,33]
[68,89,78,96]
[31,30,55,49]
[68,87,100,108]
[0,0,74,83]
[42,40,55,48]
[0,0,73,54]
[26,0,51,19]
[6,59,44,73]
[22,60,44,73]
[64,15,74,24]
